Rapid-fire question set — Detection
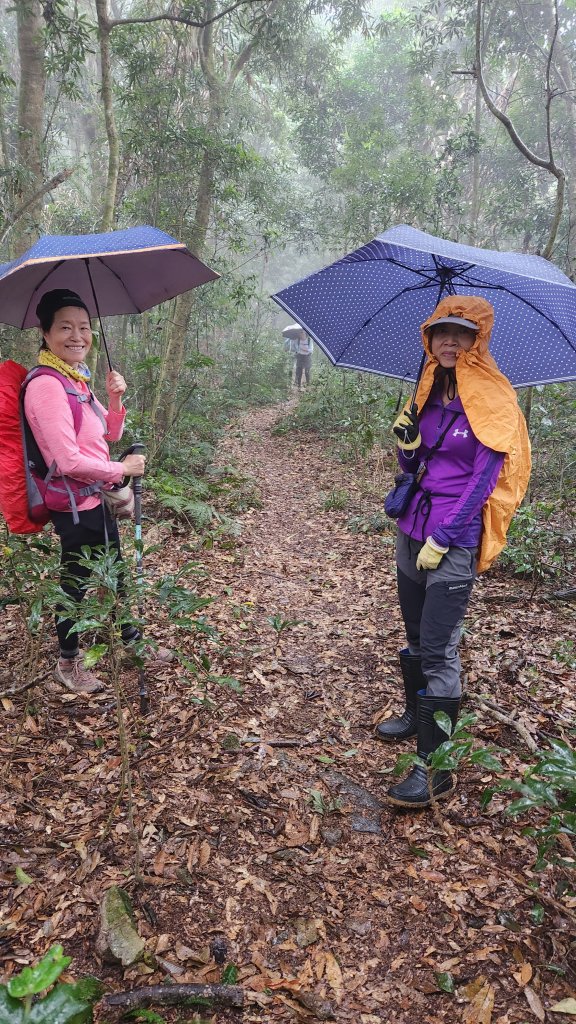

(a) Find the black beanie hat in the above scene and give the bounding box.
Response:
[36,289,91,331]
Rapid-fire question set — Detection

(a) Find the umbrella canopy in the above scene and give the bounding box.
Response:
[282,323,305,338]
[271,224,576,388]
[0,225,219,366]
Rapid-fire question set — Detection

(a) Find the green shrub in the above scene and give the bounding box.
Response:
[322,488,350,511]
[486,738,576,870]
[275,366,398,460]
[347,511,392,534]
[499,500,574,588]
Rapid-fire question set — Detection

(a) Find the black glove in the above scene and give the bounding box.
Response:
[392,404,421,450]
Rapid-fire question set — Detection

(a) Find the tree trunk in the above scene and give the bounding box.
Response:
[12,0,46,364]
[13,0,46,257]
[152,6,223,435]
[151,0,281,438]
[543,0,576,277]
[96,0,120,233]
[468,76,482,244]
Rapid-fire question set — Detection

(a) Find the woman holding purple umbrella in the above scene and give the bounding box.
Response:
[24,289,171,695]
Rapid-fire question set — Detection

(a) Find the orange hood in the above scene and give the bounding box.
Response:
[414,295,531,572]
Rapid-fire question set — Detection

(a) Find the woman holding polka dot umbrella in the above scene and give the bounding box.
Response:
[271,225,576,807]
[379,293,531,807]
[272,223,576,389]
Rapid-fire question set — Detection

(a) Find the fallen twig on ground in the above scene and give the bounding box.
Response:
[469,694,539,753]
[104,983,244,1011]
[0,670,51,698]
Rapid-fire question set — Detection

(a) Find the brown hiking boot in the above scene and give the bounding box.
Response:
[54,656,104,694]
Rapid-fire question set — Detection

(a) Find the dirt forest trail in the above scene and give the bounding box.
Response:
[184,400,576,1023]
[1,398,575,1024]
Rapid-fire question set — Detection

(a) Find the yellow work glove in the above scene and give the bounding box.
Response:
[392,405,421,451]
[416,537,449,571]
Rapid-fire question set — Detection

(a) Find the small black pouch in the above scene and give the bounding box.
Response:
[384,472,419,519]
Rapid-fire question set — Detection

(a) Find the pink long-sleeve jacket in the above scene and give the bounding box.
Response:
[24,374,127,513]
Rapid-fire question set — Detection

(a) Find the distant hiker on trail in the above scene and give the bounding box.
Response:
[23,289,171,695]
[282,323,314,389]
[378,295,531,808]
[293,328,313,388]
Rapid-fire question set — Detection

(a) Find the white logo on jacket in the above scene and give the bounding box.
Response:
[453,428,469,438]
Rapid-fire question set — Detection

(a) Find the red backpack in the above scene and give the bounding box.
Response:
[0,361,103,534]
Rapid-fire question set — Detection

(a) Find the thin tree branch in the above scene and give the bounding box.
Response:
[0,670,51,699]
[475,0,553,170]
[228,0,281,83]
[0,167,75,247]
[468,694,539,753]
[106,0,267,30]
[475,0,565,258]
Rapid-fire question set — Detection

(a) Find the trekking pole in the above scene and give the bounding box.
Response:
[131,442,149,714]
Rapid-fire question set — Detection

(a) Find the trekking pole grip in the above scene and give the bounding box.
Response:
[131,442,145,494]
[131,443,145,532]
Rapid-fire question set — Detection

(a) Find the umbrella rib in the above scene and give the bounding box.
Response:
[313,280,434,372]
[461,277,576,354]
[333,279,439,363]
[19,260,67,328]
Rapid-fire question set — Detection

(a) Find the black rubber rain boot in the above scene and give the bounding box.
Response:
[385,694,461,808]
[376,649,424,742]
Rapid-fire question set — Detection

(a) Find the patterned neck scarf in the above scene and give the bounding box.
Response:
[38,348,91,384]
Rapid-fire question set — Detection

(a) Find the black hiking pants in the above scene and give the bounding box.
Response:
[50,505,138,658]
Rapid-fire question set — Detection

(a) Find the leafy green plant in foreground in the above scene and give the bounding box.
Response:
[486,737,576,870]
[393,712,507,808]
[0,944,103,1023]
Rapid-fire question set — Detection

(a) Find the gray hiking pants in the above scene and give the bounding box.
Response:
[295,353,311,386]
[396,530,477,698]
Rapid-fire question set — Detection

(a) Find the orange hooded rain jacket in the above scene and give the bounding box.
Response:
[414,295,531,573]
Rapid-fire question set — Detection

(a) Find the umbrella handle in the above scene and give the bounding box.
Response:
[85,258,113,371]
[409,352,427,412]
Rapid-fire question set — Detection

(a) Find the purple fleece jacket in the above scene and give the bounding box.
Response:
[396,393,505,548]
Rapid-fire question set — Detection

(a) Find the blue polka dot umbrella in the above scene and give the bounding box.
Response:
[0,225,219,368]
[272,224,576,388]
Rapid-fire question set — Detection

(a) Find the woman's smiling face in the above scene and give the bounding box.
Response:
[43,306,92,367]
[430,322,477,367]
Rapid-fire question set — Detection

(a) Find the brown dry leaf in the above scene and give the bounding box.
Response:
[235,868,278,915]
[153,848,167,876]
[462,981,495,1024]
[309,814,320,842]
[438,957,461,971]
[515,962,533,986]
[155,934,172,954]
[268,977,303,993]
[175,942,197,961]
[524,985,546,1022]
[198,840,211,867]
[323,951,343,1003]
